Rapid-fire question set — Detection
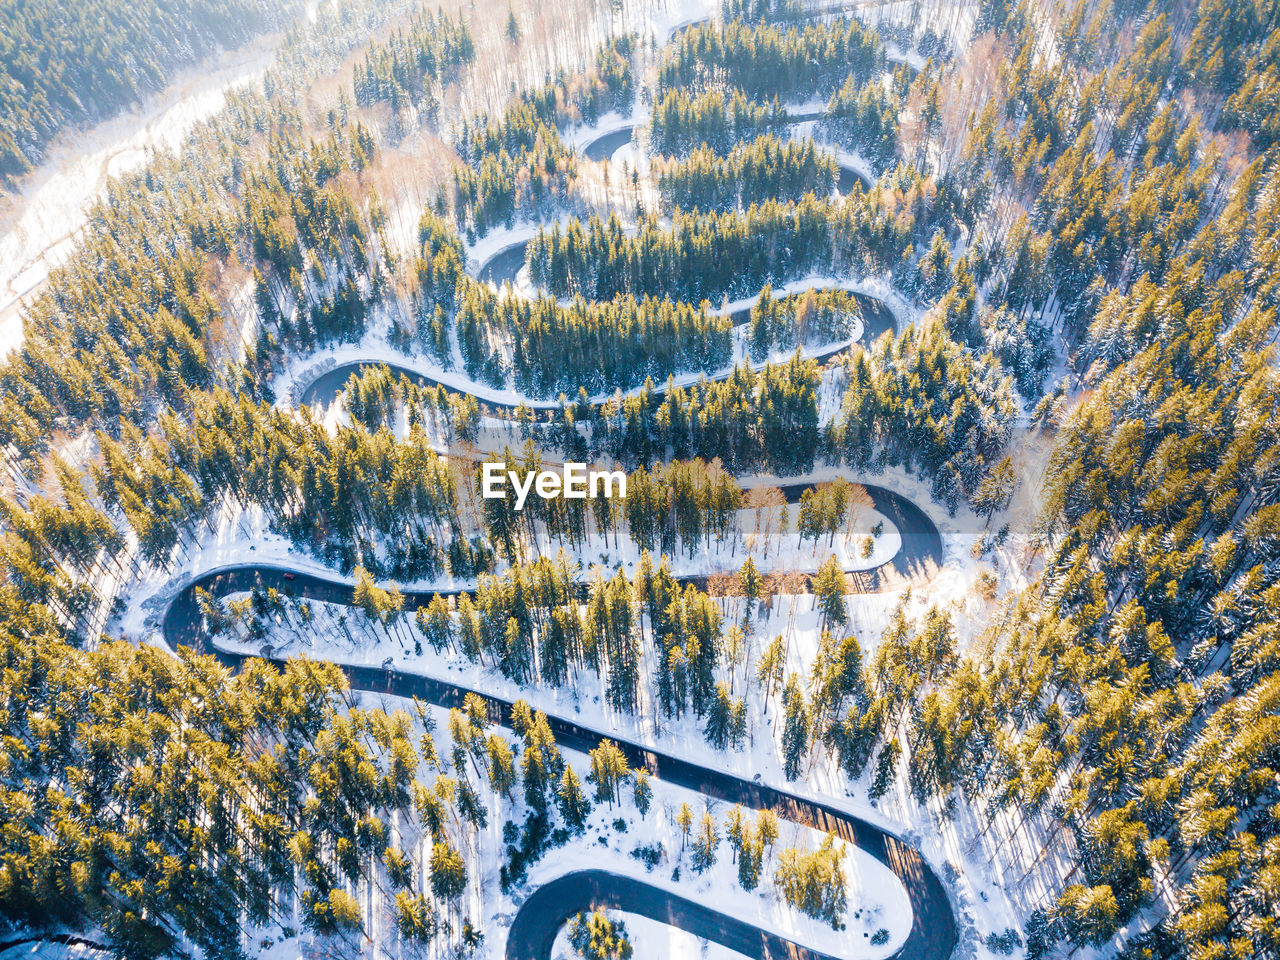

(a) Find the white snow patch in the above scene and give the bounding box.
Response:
[0,944,107,960]
[553,914,749,960]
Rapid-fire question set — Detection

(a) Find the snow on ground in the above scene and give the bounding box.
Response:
[648,0,718,43]
[131,491,901,643]
[217,580,912,722]
[0,30,284,358]
[203,565,1029,959]
[739,457,1031,670]
[198,511,964,908]
[784,96,832,118]
[563,110,645,152]
[116,458,908,647]
[280,334,562,410]
[710,272,913,329]
[519,765,912,960]
[249,938,302,960]
[884,43,929,72]
[828,145,879,188]
[215,569,900,775]
[0,944,107,960]
[115,503,360,647]
[277,322,855,412]
[200,679,917,960]
[463,215,578,278]
[553,913,749,960]
[449,97,656,271]
[347,693,912,960]
[203,516,899,620]
[113,449,1026,958]
[276,274,889,415]
[607,140,649,176]
[35,0,1030,955]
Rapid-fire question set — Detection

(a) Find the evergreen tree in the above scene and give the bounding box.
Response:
[868,738,901,803]
[632,769,653,816]
[813,555,849,631]
[588,740,631,808]
[557,766,592,832]
[567,910,633,960]
[692,810,720,874]
[781,673,811,780]
[676,802,694,855]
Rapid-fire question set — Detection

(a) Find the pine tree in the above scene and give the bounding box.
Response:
[774,836,848,927]
[739,556,763,622]
[757,809,779,853]
[868,738,901,803]
[486,734,518,801]
[970,455,1018,525]
[781,673,811,780]
[725,805,747,863]
[633,769,653,817]
[567,909,633,960]
[757,634,786,710]
[394,893,437,942]
[813,555,849,631]
[705,681,735,750]
[737,825,764,891]
[588,740,630,808]
[557,766,592,832]
[676,802,694,855]
[692,811,720,874]
[430,842,467,902]
[416,595,454,653]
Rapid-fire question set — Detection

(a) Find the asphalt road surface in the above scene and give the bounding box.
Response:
[478,241,530,285]
[159,483,952,960]
[579,122,872,194]
[298,286,896,413]
[582,126,634,161]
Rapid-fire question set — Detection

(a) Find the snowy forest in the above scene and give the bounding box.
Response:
[1,0,1279,959]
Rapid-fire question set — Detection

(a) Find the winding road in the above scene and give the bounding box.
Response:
[578,122,872,192]
[300,251,898,414]
[298,318,882,414]
[477,241,531,285]
[199,36,947,960]
[159,480,950,960]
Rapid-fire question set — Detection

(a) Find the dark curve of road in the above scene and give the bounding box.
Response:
[160,482,952,960]
[469,232,889,335]
[578,121,872,192]
[477,241,530,285]
[299,311,889,415]
[299,275,897,415]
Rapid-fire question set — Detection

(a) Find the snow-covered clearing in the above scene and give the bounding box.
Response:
[519,771,912,960]
[553,913,748,960]
[220,686,911,960]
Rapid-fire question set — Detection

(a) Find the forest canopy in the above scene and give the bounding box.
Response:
[0,0,295,182]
